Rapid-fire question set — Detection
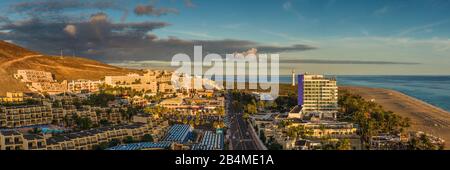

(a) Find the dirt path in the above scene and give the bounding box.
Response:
[0,55,42,70]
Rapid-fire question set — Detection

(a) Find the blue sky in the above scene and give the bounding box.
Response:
[135,0,450,41]
[1,0,450,75]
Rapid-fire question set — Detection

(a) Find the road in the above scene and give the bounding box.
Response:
[0,54,42,69]
[226,92,261,150]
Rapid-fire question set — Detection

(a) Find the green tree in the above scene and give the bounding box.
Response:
[123,136,135,144]
[76,117,93,130]
[93,142,109,150]
[246,103,258,115]
[336,139,352,150]
[142,134,154,142]
[108,139,121,147]
[408,134,444,150]
[99,119,111,127]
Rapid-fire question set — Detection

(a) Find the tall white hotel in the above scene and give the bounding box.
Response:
[297,74,339,113]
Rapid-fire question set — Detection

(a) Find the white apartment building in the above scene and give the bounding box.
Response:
[14,70,55,83]
[104,70,173,93]
[298,74,338,113]
[68,80,104,93]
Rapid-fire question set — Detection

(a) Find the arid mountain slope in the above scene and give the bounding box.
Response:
[0,40,139,95]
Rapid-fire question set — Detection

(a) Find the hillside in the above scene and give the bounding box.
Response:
[0,40,139,95]
[0,40,39,59]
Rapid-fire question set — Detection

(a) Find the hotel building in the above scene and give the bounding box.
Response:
[14,70,67,95]
[29,81,68,95]
[162,124,193,144]
[0,123,152,150]
[0,92,25,103]
[0,131,48,150]
[104,70,173,93]
[297,74,338,113]
[1,104,129,128]
[191,131,224,150]
[68,80,103,93]
[14,70,55,83]
[0,105,53,128]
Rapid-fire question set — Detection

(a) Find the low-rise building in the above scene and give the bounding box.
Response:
[289,121,358,138]
[14,70,55,83]
[158,82,174,93]
[0,105,53,128]
[191,131,224,150]
[104,70,172,93]
[14,70,68,95]
[0,92,25,103]
[47,123,164,150]
[162,124,193,144]
[0,130,25,150]
[29,81,68,95]
[106,142,172,150]
[68,80,103,93]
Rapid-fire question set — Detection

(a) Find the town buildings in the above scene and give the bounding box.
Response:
[0,104,131,128]
[191,131,224,150]
[14,70,67,95]
[0,92,25,103]
[30,81,68,95]
[162,124,193,144]
[104,70,173,93]
[158,93,225,115]
[14,70,55,83]
[68,80,103,93]
[0,123,152,150]
[0,105,53,128]
[250,112,359,150]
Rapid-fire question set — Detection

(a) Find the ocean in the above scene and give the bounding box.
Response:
[278,75,450,112]
[215,75,450,112]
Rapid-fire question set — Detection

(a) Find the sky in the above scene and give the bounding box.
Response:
[1,0,450,75]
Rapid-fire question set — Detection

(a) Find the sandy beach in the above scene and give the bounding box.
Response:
[341,86,450,148]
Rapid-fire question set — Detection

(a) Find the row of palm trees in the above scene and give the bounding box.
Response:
[339,90,411,149]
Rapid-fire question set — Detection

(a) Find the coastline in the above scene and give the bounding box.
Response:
[196,81,450,147]
[341,86,450,148]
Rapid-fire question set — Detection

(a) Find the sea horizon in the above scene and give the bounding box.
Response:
[213,75,450,113]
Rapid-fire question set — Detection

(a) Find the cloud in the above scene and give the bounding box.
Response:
[0,12,315,62]
[0,16,11,24]
[134,4,179,16]
[283,1,292,11]
[164,30,220,39]
[1,0,315,63]
[9,0,131,23]
[282,1,313,22]
[280,59,420,65]
[11,0,123,14]
[373,6,389,16]
[63,24,77,37]
[398,19,450,36]
[184,0,197,8]
[222,23,244,30]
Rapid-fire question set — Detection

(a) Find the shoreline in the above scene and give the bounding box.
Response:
[217,81,450,148]
[340,86,450,148]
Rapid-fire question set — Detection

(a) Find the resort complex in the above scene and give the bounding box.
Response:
[0,67,228,150]
[1,69,445,151]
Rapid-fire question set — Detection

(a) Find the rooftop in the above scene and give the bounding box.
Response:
[162,124,192,144]
[106,142,172,150]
